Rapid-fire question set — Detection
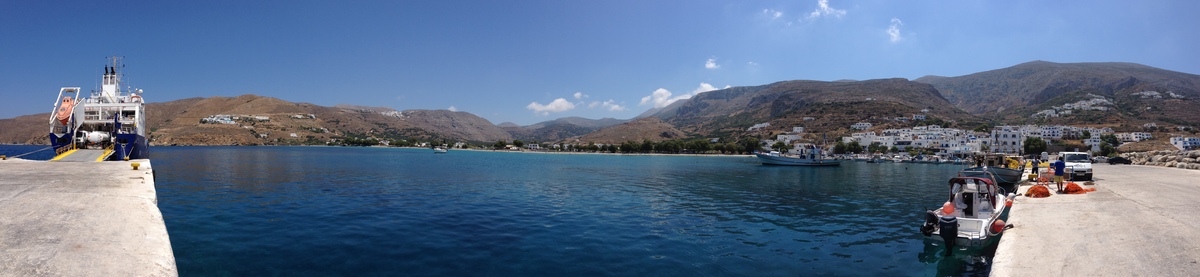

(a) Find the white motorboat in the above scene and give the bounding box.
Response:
[919,176,1014,256]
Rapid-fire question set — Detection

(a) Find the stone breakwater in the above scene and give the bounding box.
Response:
[1122,150,1200,170]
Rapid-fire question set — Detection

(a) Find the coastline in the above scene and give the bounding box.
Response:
[31,144,756,158]
[448,147,755,157]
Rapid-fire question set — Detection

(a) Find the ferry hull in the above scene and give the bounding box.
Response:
[50,132,74,153]
[114,134,149,160]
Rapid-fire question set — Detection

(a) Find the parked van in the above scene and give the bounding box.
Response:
[1060,152,1093,181]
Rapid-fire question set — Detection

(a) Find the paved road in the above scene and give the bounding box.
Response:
[991,164,1200,276]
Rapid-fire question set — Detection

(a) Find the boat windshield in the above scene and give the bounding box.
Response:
[1064,153,1090,163]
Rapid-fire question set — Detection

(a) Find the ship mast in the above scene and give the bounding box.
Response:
[100,56,124,102]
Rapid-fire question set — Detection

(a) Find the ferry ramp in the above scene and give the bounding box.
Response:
[0,158,176,276]
[51,149,112,162]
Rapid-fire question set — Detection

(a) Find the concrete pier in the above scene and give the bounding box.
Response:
[991,164,1200,276]
[0,159,176,276]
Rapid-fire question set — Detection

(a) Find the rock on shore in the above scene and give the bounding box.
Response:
[1123,150,1200,170]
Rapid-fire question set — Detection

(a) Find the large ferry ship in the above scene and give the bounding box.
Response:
[49,57,148,161]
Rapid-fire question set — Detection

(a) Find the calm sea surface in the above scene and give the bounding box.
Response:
[3,145,994,276]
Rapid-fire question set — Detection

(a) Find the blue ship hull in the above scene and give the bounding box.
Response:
[50,132,73,153]
[114,133,149,160]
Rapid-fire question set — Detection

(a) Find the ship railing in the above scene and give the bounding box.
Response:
[54,142,76,156]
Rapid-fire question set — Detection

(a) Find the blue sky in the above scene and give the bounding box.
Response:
[2,1,1197,125]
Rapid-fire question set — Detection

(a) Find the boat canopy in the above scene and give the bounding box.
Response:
[947,177,994,187]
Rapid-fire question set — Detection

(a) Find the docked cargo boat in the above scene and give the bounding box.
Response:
[49,57,149,161]
[920,176,1014,256]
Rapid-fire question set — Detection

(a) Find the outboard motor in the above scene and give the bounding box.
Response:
[938,216,958,256]
[920,210,939,236]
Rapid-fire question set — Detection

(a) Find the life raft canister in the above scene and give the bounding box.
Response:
[56,97,74,125]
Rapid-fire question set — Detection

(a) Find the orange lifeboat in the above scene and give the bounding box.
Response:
[56,97,75,125]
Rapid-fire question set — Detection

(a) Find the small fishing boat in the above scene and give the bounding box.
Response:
[433,146,448,153]
[755,144,839,166]
[920,176,1014,256]
[959,154,1024,193]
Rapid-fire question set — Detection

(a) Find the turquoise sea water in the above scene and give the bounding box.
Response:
[2,145,995,276]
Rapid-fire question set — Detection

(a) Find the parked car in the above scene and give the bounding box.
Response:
[1108,156,1132,165]
[1092,156,1108,163]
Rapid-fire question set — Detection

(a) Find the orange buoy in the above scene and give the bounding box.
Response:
[992,219,1007,233]
[942,201,955,214]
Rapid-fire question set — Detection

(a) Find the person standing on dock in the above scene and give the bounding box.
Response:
[1053,156,1066,193]
[1031,158,1040,178]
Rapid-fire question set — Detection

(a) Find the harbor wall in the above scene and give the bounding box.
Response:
[0,159,176,276]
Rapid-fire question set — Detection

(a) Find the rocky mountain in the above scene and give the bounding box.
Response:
[0,114,47,145]
[575,117,686,144]
[332,104,396,112]
[915,61,1200,127]
[0,94,511,146]
[525,117,625,129]
[501,117,628,142]
[6,61,1198,149]
[392,109,512,143]
[644,78,983,139]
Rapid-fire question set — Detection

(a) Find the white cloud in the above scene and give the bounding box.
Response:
[762,9,783,20]
[691,82,720,95]
[593,100,625,112]
[573,92,587,100]
[747,61,759,66]
[448,106,458,112]
[807,0,846,20]
[640,83,728,109]
[705,58,720,69]
[526,98,576,115]
[640,88,691,108]
[887,18,903,43]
